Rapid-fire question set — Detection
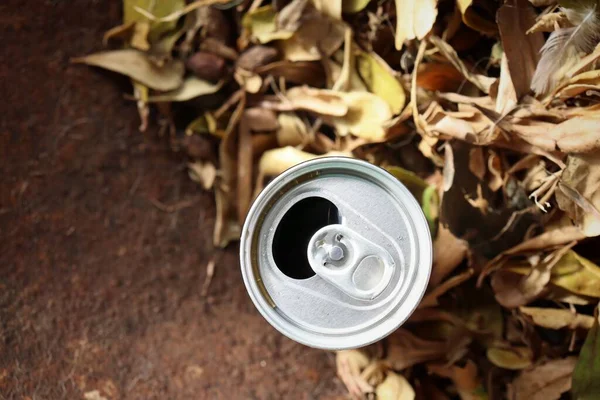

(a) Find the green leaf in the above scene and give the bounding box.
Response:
[572,306,600,400]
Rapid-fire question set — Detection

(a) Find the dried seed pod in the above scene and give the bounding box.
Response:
[186,52,226,82]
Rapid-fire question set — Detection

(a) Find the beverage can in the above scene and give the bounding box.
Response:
[240,157,432,349]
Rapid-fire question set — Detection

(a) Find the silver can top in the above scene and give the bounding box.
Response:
[240,157,432,350]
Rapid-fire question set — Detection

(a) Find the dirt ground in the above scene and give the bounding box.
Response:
[0,1,345,399]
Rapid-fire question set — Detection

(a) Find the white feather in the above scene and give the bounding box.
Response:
[531,5,600,95]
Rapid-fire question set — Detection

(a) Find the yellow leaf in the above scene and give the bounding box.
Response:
[376,372,415,400]
[327,92,392,140]
[342,0,372,13]
[356,51,406,114]
[242,5,295,44]
[487,346,533,370]
[258,146,351,176]
[124,0,185,41]
[520,307,595,330]
[312,0,342,19]
[71,50,184,91]
[394,0,438,50]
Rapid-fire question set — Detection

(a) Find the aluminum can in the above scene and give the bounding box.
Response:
[240,157,432,350]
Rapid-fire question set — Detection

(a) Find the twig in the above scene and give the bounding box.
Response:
[149,196,201,213]
[201,259,216,297]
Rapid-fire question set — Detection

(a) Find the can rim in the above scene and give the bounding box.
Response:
[240,157,433,350]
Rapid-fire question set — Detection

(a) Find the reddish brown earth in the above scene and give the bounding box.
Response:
[0,1,345,399]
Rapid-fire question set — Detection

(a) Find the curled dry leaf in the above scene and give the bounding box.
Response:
[342,0,371,13]
[507,357,577,400]
[394,0,438,50]
[520,306,595,329]
[375,372,415,400]
[72,49,185,91]
[487,346,533,370]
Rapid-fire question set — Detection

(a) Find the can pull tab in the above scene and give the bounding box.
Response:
[307,225,395,300]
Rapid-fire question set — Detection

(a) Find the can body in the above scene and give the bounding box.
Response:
[240,157,432,350]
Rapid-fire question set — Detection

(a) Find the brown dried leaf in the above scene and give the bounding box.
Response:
[457,0,498,35]
[385,329,447,370]
[429,36,496,93]
[427,360,486,400]
[556,153,600,236]
[497,0,544,100]
[72,50,185,91]
[430,225,469,287]
[507,357,577,400]
[279,12,345,61]
[520,306,595,329]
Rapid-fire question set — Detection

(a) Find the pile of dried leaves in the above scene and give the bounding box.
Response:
[75,0,600,398]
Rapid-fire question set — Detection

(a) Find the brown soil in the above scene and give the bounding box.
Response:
[0,1,344,399]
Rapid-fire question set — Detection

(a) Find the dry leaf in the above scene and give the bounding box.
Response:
[242,5,295,44]
[342,0,371,13]
[431,225,469,287]
[520,306,595,329]
[429,36,496,93]
[188,161,217,190]
[336,350,373,399]
[487,346,533,370]
[385,328,447,370]
[279,11,345,61]
[324,91,392,140]
[556,153,600,236]
[508,357,577,400]
[457,0,498,35]
[394,0,438,50]
[497,0,544,99]
[527,11,569,34]
[356,51,406,114]
[375,372,415,400]
[312,0,341,20]
[277,86,349,116]
[72,50,185,91]
[147,77,222,102]
[124,0,185,40]
[427,360,486,400]
[276,112,308,147]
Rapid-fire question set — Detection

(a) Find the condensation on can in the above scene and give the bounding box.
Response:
[240,157,432,350]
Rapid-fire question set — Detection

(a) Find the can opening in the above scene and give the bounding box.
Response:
[272,197,340,279]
